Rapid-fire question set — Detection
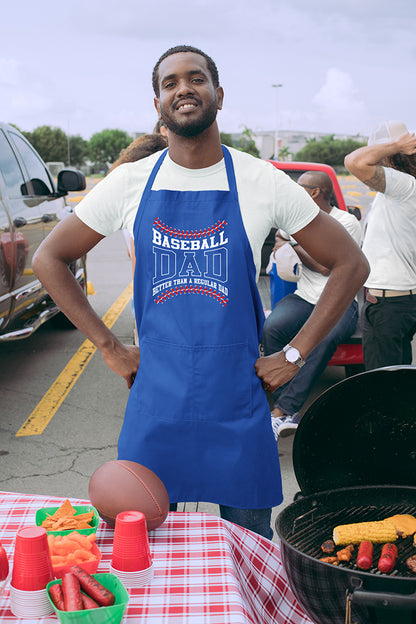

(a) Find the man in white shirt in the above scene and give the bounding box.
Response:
[262,171,362,438]
[345,121,416,370]
[32,45,368,539]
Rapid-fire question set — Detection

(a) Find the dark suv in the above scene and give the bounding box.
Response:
[0,122,86,341]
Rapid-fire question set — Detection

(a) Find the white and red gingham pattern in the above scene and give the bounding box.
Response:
[0,492,313,624]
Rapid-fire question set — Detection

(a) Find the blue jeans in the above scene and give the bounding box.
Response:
[169,503,273,540]
[262,294,358,416]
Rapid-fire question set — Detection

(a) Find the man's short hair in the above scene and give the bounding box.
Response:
[304,170,333,202]
[152,45,220,97]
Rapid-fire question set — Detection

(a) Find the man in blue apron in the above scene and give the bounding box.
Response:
[33,45,369,539]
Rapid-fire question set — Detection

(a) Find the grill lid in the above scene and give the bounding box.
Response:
[293,366,416,496]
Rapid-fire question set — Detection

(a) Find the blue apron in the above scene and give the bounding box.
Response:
[118,146,283,509]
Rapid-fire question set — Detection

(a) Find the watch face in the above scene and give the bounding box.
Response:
[286,347,300,363]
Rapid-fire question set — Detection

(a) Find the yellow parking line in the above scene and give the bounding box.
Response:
[16,282,133,437]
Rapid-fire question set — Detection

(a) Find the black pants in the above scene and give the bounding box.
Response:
[361,294,416,370]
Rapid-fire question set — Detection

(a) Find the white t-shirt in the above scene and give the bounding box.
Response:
[75,147,319,280]
[294,206,362,305]
[362,167,416,290]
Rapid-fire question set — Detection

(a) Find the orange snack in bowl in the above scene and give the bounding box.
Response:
[40,499,94,531]
[48,531,99,569]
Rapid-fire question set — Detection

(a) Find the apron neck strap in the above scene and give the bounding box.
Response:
[143,145,237,195]
[221,145,237,195]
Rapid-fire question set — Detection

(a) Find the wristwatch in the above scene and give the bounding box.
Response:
[283,344,305,368]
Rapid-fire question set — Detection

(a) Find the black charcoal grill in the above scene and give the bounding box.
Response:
[275,366,416,624]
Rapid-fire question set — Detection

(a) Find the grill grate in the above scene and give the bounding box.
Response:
[288,502,416,578]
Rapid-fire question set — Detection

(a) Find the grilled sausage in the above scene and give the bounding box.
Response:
[70,565,115,607]
[378,543,398,573]
[49,583,65,611]
[81,593,100,609]
[357,541,373,570]
[62,573,83,611]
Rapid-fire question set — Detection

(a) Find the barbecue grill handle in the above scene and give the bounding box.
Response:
[351,588,416,610]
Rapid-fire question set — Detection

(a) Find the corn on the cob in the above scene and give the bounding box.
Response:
[333,520,397,545]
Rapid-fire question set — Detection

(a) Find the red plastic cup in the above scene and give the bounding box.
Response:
[11,527,54,591]
[111,511,153,572]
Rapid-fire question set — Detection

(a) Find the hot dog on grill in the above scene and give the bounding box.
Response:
[356,541,373,570]
[378,543,398,573]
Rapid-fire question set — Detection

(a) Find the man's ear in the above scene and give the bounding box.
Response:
[216,86,224,110]
[311,187,320,200]
[154,97,161,117]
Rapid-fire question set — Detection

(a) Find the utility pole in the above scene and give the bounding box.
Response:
[272,84,283,160]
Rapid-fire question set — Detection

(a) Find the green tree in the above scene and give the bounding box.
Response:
[21,125,68,163]
[88,129,132,169]
[234,126,260,158]
[68,135,88,168]
[277,146,291,161]
[220,132,234,147]
[294,135,366,167]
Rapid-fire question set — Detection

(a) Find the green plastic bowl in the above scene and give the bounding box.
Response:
[47,573,129,624]
[36,505,99,536]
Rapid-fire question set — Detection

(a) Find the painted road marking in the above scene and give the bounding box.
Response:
[16,282,133,437]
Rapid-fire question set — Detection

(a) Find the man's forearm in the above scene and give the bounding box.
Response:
[293,244,330,275]
[33,253,120,351]
[289,257,367,358]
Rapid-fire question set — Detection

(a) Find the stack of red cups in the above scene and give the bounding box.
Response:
[109,511,154,588]
[10,527,54,618]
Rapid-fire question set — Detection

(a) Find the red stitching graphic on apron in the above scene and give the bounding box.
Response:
[155,285,228,306]
[153,217,227,239]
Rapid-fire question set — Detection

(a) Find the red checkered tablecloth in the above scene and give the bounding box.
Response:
[0,491,313,623]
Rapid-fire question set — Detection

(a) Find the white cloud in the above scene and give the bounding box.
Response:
[311,68,367,135]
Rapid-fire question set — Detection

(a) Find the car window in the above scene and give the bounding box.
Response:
[9,132,54,196]
[0,130,27,198]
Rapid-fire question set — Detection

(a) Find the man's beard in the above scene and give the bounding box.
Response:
[160,99,218,138]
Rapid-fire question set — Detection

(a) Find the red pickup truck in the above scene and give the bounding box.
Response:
[262,160,364,377]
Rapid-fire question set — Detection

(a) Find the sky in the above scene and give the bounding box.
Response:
[1,0,415,141]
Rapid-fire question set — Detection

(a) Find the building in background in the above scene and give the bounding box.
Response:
[235,130,368,161]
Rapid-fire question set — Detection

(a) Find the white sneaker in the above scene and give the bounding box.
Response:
[271,415,286,441]
[277,413,302,438]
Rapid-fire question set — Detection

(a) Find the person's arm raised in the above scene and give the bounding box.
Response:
[255,210,369,391]
[33,214,140,388]
[344,132,416,192]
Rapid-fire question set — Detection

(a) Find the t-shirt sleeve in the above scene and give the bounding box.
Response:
[271,167,320,234]
[384,167,416,201]
[75,166,128,237]
[336,211,362,245]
